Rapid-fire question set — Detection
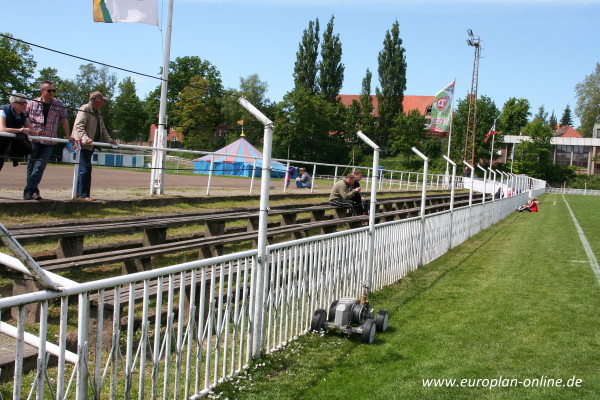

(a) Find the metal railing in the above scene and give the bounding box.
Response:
[0,187,545,399]
[546,187,600,196]
[0,131,461,196]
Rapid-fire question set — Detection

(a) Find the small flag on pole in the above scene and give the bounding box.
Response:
[94,0,158,26]
[237,120,244,125]
[484,119,497,143]
[430,80,455,134]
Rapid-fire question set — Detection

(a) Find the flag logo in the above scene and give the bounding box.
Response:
[436,97,449,111]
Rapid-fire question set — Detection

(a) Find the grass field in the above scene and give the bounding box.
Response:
[208,193,600,400]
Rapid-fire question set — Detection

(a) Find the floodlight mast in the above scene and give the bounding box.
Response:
[463,29,481,168]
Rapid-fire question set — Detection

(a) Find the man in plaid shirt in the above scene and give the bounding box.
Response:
[24,80,74,200]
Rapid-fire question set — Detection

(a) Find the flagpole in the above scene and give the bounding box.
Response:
[489,130,495,167]
[150,0,175,195]
[444,79,456,185]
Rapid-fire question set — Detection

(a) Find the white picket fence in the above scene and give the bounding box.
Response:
[0,189,545,399]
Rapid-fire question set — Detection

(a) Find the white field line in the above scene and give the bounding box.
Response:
[562,194,600,284]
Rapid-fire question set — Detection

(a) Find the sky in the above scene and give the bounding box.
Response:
[3,0,600,128]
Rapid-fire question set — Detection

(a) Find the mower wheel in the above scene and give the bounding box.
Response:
[376,310,389,333]
[311,309,327,331]
[361,319,376,344]
[328,300,339,322]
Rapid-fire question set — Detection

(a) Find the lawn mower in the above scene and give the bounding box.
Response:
[310,282,389,344]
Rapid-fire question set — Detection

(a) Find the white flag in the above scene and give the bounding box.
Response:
[94,0,158,26]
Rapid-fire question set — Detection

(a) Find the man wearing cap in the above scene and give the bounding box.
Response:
[72,91,117,201]
[23,81,74,200]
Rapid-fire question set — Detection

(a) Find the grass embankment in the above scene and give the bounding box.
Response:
[209,193,600,400]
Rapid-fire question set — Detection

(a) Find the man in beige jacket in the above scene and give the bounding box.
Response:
[72,91,117,201]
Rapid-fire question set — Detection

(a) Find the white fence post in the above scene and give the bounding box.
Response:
[238,97,273,358]
[443,156,456,250]
[412,147,428,267]
[357,131,380,293]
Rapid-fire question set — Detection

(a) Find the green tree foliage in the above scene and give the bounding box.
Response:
[293,19,320,94]
[344,69,377,163]
[498,98,530,135]
[74,63,118,131]
[548,111,558,132]
[0,33,36,103]
[533,105,548,125]
[171,75,223,151]
[376,20,407,149]
[221,74,274,145]
[318,16,344,102]
[450,95,500,167]
[560,104,573,126]
[513,119,555,180]
[388,109,427,159]
[574,63,600,137]
[31,68,62,93]
[273,88,346,164]
[144,56,223,129]
[112,77,147,143]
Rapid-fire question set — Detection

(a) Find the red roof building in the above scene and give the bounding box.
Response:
[553,125,582,138]
[337,95,435,117]
[148,124,183,147]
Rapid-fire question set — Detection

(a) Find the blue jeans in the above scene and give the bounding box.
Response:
[77,149,94,198]
[24,143,54,196]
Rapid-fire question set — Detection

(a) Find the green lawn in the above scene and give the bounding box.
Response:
[209,193,600,400]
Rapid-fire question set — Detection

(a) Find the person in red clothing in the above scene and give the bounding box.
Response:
[517,197,538,212]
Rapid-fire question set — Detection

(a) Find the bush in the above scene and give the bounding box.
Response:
[568,173,600,190]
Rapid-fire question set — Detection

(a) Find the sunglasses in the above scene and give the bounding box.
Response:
[14,101,27,105]
[43,89,56,93]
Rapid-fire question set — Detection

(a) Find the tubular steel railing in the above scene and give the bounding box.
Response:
[0,189,545,399]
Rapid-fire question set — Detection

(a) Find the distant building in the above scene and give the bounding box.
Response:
[148,124,183,147]
[62,148,144,168]
[502,123,600,175]
[337,95,435,117]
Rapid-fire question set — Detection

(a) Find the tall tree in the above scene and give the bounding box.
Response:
[293,19,320,94]
[171,75,223,151]
[221,74,273,144]
[359,69,375,132]
[560,104,573,126]
[574,63,600,137]
[389,109,427,159]
[498,98,530,135]
[533,105,548,124]
[144,56,223,129]
[74,63,118,132]
[376,20,407,149]
[274,88,346,164]
[513,119,554,180]
[113,77,147,143]
[318,16,344,102]
[548,111,558,132]
[0,33,36,103]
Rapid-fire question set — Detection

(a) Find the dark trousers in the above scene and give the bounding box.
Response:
[330,198,361,216]
[77,149,94,198]
[24,142,54,196]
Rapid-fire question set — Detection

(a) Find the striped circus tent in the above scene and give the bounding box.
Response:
[193,137,287,178]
